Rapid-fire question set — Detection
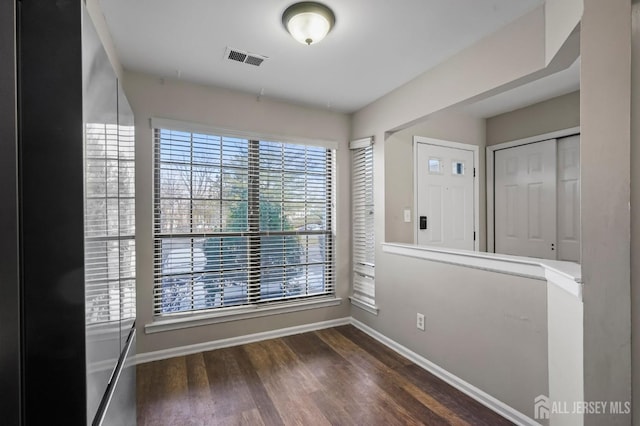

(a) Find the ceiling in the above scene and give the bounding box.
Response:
[462,57,581,118]
[98,0,571,115]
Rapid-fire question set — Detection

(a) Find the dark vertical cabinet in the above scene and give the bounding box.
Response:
[1,1,137,424]
[19,0,87,423]
[0,1,21,425]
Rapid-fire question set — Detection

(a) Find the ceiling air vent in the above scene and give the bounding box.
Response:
[225,47,268,67]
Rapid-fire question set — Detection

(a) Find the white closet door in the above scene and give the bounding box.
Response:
[416,143,475,250]
[495,139,557,259]
[557,135,581,262]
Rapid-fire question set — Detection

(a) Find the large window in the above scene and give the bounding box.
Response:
[153,127,335,315]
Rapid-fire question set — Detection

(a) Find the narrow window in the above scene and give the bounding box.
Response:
[349,137,376,313]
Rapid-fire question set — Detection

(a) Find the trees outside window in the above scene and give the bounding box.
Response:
[153,129,334,315]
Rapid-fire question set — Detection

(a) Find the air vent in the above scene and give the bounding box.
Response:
[228,50,247,63]
[224,47,268,67]
[244,55,265,67]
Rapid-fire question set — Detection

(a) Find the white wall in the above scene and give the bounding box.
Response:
[122,71,352,354]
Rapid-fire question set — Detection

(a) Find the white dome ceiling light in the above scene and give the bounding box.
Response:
[282,2,336,46]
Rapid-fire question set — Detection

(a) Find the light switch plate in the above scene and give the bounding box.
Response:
[403,208,411,223]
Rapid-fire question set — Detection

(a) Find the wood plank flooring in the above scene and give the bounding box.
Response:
[137,325,514,425]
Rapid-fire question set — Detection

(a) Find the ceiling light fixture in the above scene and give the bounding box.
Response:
[282,2,335,46]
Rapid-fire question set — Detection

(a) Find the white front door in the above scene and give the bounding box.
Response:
[494,139,557,259]
[416,142,475,250]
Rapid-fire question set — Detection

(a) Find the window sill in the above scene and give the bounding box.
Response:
[382,243,582,301]
[349,297,379,315]
[144,296,343,334]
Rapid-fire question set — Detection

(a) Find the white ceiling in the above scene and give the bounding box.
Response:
[99,0,560,114]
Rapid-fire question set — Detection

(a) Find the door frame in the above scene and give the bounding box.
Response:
[486,127,580,253]
[413,136,480,251]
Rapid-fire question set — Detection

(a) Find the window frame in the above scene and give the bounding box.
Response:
[150,120,339,324]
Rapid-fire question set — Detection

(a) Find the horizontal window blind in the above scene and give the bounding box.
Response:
[153,128,335,315]
[350,137,375,308]
[150,117,339,150]
[84,122,136,324]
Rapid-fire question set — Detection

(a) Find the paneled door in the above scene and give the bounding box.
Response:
[556,135,581,262]
[494,139,557,259]
[416,142,475,250]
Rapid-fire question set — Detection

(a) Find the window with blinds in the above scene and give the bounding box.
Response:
[84,122,136,324]
[153,127,335,315]
[350,137,376,312]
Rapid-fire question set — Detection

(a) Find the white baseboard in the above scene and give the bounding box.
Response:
[349,318,539,426]
[135,317,351,365]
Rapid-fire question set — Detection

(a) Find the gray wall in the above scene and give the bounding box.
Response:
[352,253,548,418]
[351,7,550,137]
[486,90,580,146]
[91,1,637,423]
[347,0,618,422]
[547,282,583,425]
[631,1,640,423]
[545,0,583,65]
[581,1,631,424]
[122,71,352,354]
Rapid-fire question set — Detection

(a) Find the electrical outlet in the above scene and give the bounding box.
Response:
[416,313,425,331]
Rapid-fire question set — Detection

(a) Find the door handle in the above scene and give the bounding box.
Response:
[419,216,427,230]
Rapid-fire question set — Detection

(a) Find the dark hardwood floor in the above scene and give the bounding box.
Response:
[137,325,514,425]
